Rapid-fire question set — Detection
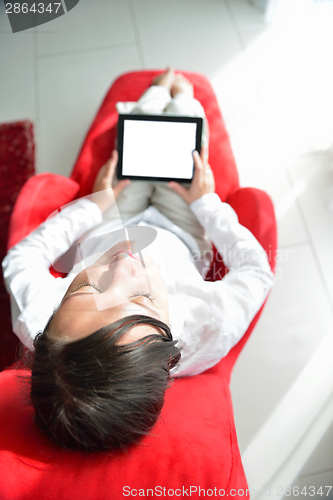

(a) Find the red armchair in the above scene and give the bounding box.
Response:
[0,71,276,500]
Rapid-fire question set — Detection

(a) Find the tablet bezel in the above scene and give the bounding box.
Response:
[117,114,203,183]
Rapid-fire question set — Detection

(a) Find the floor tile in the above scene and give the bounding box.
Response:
[210,6,333,253]
[230,244,333,452]
[212,97,309,246]
[0,12,36,123]
[239,26,270,49]
[36,0,135,56]
[291,469,333,499]
[271,170,309,248]
[214,1,333,164]
[300,419,333,477]
[249,0,268,11]
[235,155,309,247]
[288,154,333,307]
[226,0,267,30]
[38,47,141,176]
[131,0,243,77]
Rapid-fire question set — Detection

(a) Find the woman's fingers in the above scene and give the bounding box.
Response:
[200,146,209,165]
[113,179,131,198]
[91,150,130,211]
[193,150,203,171]
[169,149,215,204]
[105,150,131,198]
[93,150,117,192]
[168,181,191,204]
[104,150,118,185]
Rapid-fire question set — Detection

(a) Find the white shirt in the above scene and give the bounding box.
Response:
[2,193,274,377]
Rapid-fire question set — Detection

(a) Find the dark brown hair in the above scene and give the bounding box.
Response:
[29,314,180,452]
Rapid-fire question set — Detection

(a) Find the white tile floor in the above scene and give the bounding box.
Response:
[1,0,333,492]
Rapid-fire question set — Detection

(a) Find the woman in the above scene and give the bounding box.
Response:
[2,69,274,452]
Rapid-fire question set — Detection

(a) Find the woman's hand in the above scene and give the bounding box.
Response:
[168,147,215,204]
[91,150,130,213]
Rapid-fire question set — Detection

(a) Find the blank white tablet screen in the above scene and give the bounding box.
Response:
[122,119,197,179]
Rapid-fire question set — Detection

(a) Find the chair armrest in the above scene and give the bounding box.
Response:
[7,173,80,250]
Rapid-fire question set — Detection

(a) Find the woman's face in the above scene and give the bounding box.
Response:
[49,240,169,344]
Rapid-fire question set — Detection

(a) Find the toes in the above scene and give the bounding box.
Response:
[152,67,175,89]
[171,73,193,97]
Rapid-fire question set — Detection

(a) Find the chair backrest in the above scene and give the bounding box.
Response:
[70,70,240,200]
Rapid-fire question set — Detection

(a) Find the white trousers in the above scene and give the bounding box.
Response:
[113,85,211,255]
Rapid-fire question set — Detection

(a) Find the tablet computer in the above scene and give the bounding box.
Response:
[117,114,203,183]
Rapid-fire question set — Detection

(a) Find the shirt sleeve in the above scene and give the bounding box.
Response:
[173,193,274,377]
[2,198,103,347]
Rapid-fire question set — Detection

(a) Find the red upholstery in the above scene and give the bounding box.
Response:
[0,120,35,371]
[0,71,277,499]
[7,173,80,250]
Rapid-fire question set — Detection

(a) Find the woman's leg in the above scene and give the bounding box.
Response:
[164,74,209,148]
[152,181,212,255]
[108,181,155,221]
[116,68,175,116]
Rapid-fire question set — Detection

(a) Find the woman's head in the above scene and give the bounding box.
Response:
[50,240,170,344]
[31,314,180,451]
[30,241,180,451]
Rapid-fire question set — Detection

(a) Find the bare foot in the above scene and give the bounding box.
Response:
[153,67,175,92]
[171,74,194,98]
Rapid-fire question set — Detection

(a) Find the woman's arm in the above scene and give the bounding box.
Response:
[169,150,274,376]
[2,151,130,343]
[191,192,274,345]
[2,198,103,326]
